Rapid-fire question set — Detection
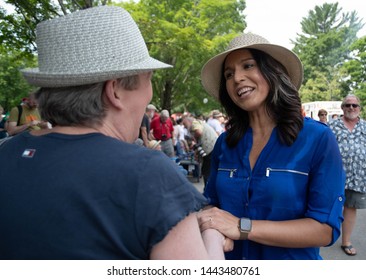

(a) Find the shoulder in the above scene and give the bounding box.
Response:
[212,132,226,150]
[9,106,20,115]
[359,118,366,127]
[142,114,149,121]
[191,120,203,131]
[297,117,337,144]
[150,117,159,125]
[328,118,341,127]
[302,117,329,132]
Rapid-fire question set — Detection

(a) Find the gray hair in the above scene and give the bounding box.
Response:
[36,75,140,127]
[341,94,360,106]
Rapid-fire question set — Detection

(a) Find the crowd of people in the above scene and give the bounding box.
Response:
[0,5,365,261]
[132,105,225,182]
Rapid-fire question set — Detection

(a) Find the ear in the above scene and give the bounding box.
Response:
[104,79,124,109]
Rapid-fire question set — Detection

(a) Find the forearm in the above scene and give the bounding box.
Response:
[140,128,149,146]
[198,207,332,248]
[249,218,332,248]
[201,229,225,259]
[7,123,30,135]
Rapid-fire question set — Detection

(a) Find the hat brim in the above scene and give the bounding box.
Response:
[22,56,172,88]
[201,43,303,99]
[149,140,161,149]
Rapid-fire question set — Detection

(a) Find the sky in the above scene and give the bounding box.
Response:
[245,0,366,49]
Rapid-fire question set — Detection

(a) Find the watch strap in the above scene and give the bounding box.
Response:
[238,218,252,240]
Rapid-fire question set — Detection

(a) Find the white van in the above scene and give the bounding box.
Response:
[302,101,343,122]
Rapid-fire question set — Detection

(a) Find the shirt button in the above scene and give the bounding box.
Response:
[339,196,343,202]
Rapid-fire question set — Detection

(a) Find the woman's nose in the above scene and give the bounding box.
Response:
[234,70,246,83]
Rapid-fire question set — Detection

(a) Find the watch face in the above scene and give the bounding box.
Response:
[240,218,252,232]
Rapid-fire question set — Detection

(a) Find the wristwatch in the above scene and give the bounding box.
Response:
[238,217,252,240]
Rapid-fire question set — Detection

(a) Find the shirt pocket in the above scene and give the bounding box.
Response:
[217,167,238,178]
[259,166,310,216]
[265,167,309,177]
[215,163,249,213]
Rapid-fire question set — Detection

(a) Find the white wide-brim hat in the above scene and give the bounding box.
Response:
[22,6,172,88]
[201,33,303,99]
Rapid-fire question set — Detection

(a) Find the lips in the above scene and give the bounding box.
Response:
[237,86,254,97]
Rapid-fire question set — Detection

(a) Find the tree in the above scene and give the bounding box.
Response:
[1,0,246,115]
[292,2,364,102]
[0,1,113,110]
[120,0,246,114]
[0,45,36,112]
[0,0,111,54]
[340,36,366,117]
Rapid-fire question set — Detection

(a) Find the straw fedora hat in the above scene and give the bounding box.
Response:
[21,6,171,87]
[148,140,161,149]
[201,33,303,99]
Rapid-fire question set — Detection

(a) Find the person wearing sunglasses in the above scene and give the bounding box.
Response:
[329,94,366,256]
[318,109,328,124]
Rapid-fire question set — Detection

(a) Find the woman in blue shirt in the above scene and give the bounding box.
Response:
[197,33,345,260]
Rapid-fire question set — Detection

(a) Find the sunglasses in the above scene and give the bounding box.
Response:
[344,104,360,108]
[319,114,327,116]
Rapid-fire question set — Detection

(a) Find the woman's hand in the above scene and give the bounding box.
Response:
[197,207,242,240]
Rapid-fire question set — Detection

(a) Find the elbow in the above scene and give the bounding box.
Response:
[317,224,333,247]
[7,129,16,136]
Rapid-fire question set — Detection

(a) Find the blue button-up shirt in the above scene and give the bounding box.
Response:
[204,118,345,260]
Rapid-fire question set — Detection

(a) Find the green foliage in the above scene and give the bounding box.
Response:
[0,0,61,53]
[340,36,366,117]
[2,1,366,117]
[0,0,112,54]
[0,45,37,112]
[119,0,246,114]
[292,2,364,104]
[1,0,246,115]
[0,0,113,110]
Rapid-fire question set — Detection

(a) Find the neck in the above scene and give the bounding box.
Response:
[343,115,359,124]
[31,125,101,136]
[342,116,359,131]
[249,110,276,135]
[53,126,100,134]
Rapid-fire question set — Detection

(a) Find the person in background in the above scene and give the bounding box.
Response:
[328,94,366,256]
[182,116,218,186]
[150,109,175,157]
[137,105,155,148]
[172,118,186,157]
[331,114,339,120]
[147,103,158,121]
[207,110,225,135]
[197,32,345,260]
[0,6,228,260]
[318,109,328,124]
[6,91,49,136]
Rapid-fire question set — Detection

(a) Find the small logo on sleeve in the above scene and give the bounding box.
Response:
[22,149,36,158]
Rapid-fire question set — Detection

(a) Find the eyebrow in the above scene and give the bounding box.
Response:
[224,57,255,72]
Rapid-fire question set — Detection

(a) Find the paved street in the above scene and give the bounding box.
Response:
[189,176,366,260]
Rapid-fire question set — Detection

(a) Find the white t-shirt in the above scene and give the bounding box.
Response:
[207,118,224,135]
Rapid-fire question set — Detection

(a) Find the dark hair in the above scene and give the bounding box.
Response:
[219,48,303,148]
